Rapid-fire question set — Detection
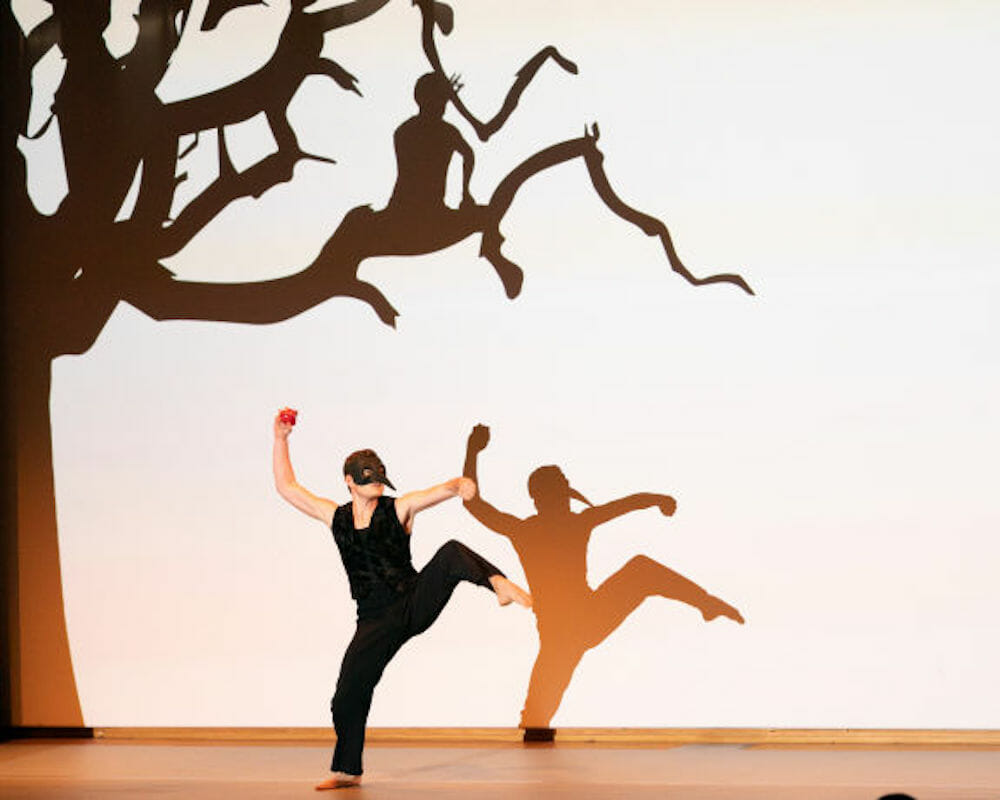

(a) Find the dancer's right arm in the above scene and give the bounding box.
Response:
[272,413,337,527]
[462,424,521,536]
[583,493,676,528]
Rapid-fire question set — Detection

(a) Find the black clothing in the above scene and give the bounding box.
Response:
[332,496,417,617]
[328,497,504,776]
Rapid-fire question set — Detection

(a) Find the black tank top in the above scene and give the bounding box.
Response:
[331,495,417,615]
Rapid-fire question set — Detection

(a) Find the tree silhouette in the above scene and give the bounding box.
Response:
[0,0,402,727]
[0,0,596,728]
[1,0,751,726]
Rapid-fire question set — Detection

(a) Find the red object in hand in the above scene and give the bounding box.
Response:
[279,408,298,426]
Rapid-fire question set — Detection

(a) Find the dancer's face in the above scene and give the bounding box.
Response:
[346,475,385,499]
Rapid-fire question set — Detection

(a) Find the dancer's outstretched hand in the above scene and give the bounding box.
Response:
[455,476,477,501]
[658,495,677,516]
[468,423,490,453]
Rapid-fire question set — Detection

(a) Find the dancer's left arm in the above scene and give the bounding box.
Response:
[583,493,676,527]
[449,125,476,208]
[395,477,476,534]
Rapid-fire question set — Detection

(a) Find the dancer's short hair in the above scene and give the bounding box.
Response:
[344,449,395,490]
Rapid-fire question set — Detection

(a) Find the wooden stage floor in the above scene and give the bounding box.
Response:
[2,739,999,799]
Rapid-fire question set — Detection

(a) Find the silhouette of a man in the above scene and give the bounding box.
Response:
[463,424,744,729]
[381,71,526,294]
[273,413,531,789]
[388,71,476,216]
[309,70,522,323]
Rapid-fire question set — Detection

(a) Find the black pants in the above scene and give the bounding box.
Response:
[330,539,503,775]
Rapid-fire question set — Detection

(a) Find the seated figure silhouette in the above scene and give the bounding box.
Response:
[389,72,473,215]
[463,424,744,729]
[307,71,523,324]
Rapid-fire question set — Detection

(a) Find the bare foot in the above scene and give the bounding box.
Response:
[702,595,744,624]
[315,772,361,790]
[490,575,533,608]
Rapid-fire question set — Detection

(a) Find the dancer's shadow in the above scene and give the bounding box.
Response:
[463,425,744,730]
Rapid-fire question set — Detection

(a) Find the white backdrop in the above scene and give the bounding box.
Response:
[18,0,1000,727]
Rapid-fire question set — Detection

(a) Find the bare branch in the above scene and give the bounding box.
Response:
[310,0,392,31]
[24,15,60,70]
[2,5,36,213]
[156,148,308,259]
[202,0,264,32]
[151,0,382,246]
[123,1,193,87]
[482,134,754,295]
[121,259,397,327]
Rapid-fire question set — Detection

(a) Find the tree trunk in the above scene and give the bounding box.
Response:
[6,345,83,726]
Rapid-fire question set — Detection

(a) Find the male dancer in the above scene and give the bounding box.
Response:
[272,412,531,789]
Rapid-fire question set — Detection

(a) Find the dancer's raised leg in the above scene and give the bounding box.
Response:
[601,555,744,624]
[407,539,531,635]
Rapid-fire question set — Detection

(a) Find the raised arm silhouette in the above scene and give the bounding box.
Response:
[412,0,579,142]
[463,425,744,730]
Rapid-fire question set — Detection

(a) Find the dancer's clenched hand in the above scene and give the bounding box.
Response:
[274,411,295,439]
[658,496,677,516]
[468,424,490,453]
[456,476,477,501]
